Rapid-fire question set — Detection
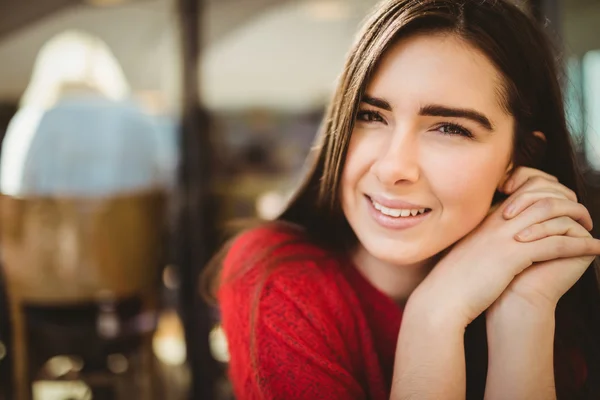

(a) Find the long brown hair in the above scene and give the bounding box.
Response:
[207,0,600,398]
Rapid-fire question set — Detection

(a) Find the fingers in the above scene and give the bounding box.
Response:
[501,167,559,194]
[503,174,577,210]
[500,168,585,232]
[503,188,580,220]
[529,235,600,263]
[515,216,590,242]
[510,197,593,232]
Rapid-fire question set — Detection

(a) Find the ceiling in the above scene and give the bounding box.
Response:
[0,0,593,42]
[0,0,80,39]
[0,0,378,111]
[0,0,305,109]
[0,0,279,42]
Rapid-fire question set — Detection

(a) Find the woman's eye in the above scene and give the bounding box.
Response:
[437,123,474,139]
[356,110,385,123]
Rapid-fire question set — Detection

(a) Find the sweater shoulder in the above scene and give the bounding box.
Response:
[218,222,355,324]
[221,223,336,282]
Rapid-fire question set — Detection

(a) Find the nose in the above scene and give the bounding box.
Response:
[370,129,420,186]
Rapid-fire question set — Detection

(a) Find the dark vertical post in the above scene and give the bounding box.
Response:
[176,0,219,399]
[0,103,17,400]
[0,267,11,400]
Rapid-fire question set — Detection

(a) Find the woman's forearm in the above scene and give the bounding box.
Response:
[390,295,467,400]
[485,297,556,400]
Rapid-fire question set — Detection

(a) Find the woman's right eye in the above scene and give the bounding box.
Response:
[356,110,386,124]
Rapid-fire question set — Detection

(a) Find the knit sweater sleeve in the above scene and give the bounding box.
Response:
[218,225,367,400]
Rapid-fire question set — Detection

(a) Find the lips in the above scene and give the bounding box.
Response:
[366,194,431,211]
[364,194,432,230]
[371,200,428,218]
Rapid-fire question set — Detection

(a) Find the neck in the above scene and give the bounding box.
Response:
[351,245,437,304]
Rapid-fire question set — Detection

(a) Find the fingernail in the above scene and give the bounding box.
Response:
[517,228,531,240]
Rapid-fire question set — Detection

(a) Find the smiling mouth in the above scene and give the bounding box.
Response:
[367,196,432,218]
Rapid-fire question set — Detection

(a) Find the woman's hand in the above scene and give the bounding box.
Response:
[409,167,600,328]
[489,167,596,315]
[481,168,586,400]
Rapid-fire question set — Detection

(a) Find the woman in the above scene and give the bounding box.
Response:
[0,30,174,196]
[210,0,600,398]
[0,31,173,399]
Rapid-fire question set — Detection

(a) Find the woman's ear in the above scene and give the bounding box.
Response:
[533,131,546,142]
[527,131,547,167]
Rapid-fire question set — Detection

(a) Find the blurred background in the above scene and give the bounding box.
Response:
[0,0,597,399]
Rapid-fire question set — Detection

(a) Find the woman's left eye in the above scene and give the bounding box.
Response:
[437,123,474,139]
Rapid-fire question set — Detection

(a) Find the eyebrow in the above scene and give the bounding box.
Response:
[361,95,495,131]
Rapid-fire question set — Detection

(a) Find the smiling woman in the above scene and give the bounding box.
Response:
[205,1,600,399]
[342,33,515,300]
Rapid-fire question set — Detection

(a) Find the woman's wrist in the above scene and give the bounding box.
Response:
[484,295,556,400]
[486,299,555,347]
[407,280,471,331]
[393,292,468,400]
[486,290,556,324]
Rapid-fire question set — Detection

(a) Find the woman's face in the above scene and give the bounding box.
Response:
[341,33,515,268]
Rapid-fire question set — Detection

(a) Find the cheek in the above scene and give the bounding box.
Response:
[341,133,374,201]
[430,151,507,224]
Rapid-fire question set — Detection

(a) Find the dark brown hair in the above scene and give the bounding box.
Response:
[206,1,600,398]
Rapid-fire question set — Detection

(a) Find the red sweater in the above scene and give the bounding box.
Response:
[218,225,587,399]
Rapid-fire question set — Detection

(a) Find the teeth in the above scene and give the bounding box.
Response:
[378,205,400,217]
[371,200,428,218]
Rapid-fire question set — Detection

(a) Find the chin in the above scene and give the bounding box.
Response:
[362,239,440,267]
